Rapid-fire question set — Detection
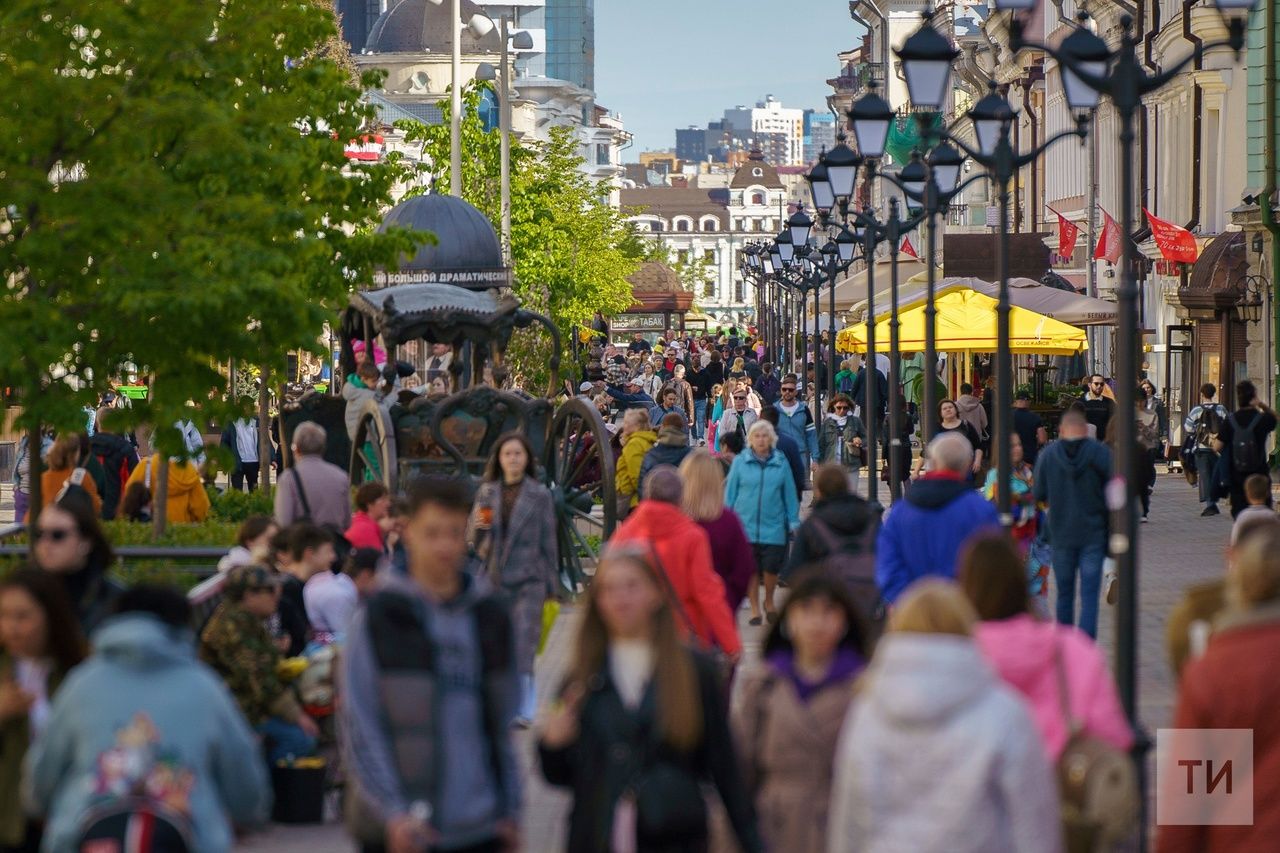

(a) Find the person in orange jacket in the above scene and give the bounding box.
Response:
[124,455,210,523]
[609,465,741,658]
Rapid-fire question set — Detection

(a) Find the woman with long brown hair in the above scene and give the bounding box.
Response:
[0,568,87,853]
[470,431,558,727]
[538,544,762,853]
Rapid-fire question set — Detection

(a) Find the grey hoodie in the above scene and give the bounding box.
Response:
[828,634,1061,853]
[955,394,988,439]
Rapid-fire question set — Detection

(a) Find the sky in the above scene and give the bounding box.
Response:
[595,0,866,161]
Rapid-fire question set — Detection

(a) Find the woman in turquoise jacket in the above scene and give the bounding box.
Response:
[725,420,800,625]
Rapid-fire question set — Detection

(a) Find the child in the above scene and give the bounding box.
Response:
[1230,473,1276,546]
[342,359,390,441]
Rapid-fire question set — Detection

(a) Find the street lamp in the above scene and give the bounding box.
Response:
[894,16,960,112]
[824,141,863,200]
[806,159,836,211]
[998,0,1255,827]
[789,207,814,248]
[848,82,894,161]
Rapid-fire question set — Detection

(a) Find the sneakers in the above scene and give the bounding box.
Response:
[1105,573,1118,605]
[1201,505,1220,517]
[1141,514,1148,523]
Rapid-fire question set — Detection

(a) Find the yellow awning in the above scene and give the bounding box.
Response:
[836,287,1087,356]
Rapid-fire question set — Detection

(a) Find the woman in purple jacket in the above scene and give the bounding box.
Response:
[679,449,756,612]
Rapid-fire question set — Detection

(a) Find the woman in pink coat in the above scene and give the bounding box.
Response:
[958,533,1132,760]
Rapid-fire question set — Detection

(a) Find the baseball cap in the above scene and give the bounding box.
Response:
[1015,390,1032,401]
[224,564,280,600]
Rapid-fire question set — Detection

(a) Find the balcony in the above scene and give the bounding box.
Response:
[827,61,885,96]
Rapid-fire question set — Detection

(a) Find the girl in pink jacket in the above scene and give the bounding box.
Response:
[959,533,1133,760]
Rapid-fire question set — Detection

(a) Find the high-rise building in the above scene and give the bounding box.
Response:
[803,110,837,164]
[545,0,594,91]
[721,96,805,167]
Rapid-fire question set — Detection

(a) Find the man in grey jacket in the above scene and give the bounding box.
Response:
[342,476,520,853]
[274,421,352,530]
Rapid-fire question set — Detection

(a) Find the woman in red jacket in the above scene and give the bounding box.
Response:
[1157,524,1280,853]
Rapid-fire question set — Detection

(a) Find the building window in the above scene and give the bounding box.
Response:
[703,249,716,264]
[750,192,765,206]
[678,249,689,265]
[704,279,715,298]
[676,219,691,232]
[735,279,745,302]
[752,167,763,177]
[650,221,663,232]
[702,218,718,232]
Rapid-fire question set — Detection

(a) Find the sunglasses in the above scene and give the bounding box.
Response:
[733,395,747,400]
[34,527,75,543]
[781,387,796,393]
[834,405,849,411]
[1091,381,1104,387]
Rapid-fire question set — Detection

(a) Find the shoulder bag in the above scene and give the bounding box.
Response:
[1054,638,1138,853]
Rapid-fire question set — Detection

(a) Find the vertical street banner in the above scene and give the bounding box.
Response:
[1144,208,1199,263]
[1094,207,1123,264]
[900,235,919,259]
[1048,207,1079,258]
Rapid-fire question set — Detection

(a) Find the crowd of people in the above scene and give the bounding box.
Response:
[4,323,1280,853]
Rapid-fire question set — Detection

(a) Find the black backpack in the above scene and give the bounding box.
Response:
[1194,406,1223,448]
[1229,412,1264,474]
[76,797,194,853]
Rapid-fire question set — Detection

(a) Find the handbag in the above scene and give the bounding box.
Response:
[1053,639,1138,852]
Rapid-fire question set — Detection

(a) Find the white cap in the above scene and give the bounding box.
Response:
[579,382,593,392]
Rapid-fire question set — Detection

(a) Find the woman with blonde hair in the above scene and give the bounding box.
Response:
[725,420,799,625]
[828,580,1061,853]
[1157,526,1280,853]
[679,449,755,611]
[538,545,763,853]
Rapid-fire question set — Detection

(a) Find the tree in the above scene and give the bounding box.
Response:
[396,84,639,390]
[0,0,415,514]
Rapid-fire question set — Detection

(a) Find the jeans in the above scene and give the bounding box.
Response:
[693,398,707,440]
[257,716,317,764]
[1051,541,1107,639]
[1195,450,1218,506]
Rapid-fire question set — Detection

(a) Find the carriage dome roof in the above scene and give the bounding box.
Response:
[377,193,504,273]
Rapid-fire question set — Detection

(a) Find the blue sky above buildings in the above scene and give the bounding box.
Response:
[596,0,866,160]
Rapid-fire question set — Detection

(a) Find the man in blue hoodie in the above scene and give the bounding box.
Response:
[1033,408,1113,639]
[342,476,521,853]
[774,376,818,488]
[876,432,1000,603]
[27,586,270,853]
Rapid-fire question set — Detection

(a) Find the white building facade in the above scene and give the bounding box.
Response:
[722,97,806,167]
[621,155,789,326]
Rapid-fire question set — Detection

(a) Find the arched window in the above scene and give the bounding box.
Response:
[701,217,719,232]
[676,219,691,232]
[650,220,664,232]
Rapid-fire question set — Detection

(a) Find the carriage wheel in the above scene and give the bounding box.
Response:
[350,401,397,492]
[543,397,616,595]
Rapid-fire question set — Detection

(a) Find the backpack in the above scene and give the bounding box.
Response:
[1193,405,1222,449]
[1053,641,1138,850]
[1228,412,1264,474]
[807,516,885,648]
[1135,411,1160,451]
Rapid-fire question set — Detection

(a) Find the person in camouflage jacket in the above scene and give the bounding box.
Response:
[199,565,318,762]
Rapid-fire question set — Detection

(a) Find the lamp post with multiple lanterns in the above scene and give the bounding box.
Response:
[989,0,1256,737]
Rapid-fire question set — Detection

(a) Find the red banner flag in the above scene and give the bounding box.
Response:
[1048,207,1079,259]
[1094,207,1122,264]
[1144,208,1199,263]
[900,235,919,259]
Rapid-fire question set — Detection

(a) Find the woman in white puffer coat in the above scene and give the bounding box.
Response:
[827,580,1062,853]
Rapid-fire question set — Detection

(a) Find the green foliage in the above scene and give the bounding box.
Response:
[208,487,276,523]
[0,0,419,454]
[396,84,639,390]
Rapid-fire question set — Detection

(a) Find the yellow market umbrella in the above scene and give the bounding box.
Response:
[836,287,1087,356]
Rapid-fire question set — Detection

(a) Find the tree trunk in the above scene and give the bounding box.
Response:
[258,369,272,492]
[152,455,169,539]
[26,420,42,539]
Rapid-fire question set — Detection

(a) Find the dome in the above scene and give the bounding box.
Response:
[365,0,501,54]
[378,193,504,273]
